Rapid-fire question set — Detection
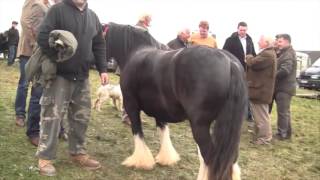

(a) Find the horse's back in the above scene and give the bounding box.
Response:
[122,46,244,122]
[172,46,239,109]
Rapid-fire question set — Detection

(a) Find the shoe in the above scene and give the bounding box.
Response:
[122,114,131,126]
[29,136,39,147]
[250,139,270,145]
[15,117,25,127]
[39,159,56,176]
[71,154,101,170]
[247,121,255,133]
[274,133,291,141]
[59,132,68,141]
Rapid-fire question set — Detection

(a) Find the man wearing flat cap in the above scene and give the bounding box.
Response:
[7,21,19,66]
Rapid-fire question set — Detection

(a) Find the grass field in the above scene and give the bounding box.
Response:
[0,60,319,180]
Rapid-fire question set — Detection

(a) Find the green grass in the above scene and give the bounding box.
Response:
[0,60,319,180]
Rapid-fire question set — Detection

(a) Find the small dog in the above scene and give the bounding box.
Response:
[93,84,123,112]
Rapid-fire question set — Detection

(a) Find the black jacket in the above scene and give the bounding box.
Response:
[8,27,19,46]
[223,32,256,69]
[37,0,107,81]
[167,37,188,50]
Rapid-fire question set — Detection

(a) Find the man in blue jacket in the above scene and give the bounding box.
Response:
[36,0,108,176]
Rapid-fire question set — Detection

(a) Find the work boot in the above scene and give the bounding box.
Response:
[274,133,291,141]
[39,159,56,176]
[121,113,131,126]
[29,136,39,147]
[71,154,101,170]
[15,116,25,127]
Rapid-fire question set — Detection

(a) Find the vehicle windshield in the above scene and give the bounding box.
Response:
[312,59,320,67]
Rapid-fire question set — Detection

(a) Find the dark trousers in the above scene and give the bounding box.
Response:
[26,85,42,138]
[268,94,275,114]
[15,56,43,138]
[15,56,29,119]
[275,92,292,137]
[247,102,253,122]
[8,45,17,65]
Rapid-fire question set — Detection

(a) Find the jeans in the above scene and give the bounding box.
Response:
[8,45,17,65]
[15,56,29,119]
[26,85,43,138]
[14,56,42,138]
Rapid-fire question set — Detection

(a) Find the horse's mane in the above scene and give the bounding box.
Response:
[106,22,168,66]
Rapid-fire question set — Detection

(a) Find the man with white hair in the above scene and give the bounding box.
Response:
[167,28,190,49]
[135,13,152,30]
[245,35,277,145]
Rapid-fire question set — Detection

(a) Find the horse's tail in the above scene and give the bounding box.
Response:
[208,61,247,180]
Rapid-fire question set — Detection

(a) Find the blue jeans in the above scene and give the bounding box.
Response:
[8,45,17,65]
[15,56,42,138]
[15,56,29,119]
[27,85,43,138]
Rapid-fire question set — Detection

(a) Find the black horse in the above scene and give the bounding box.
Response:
[0,32,8,59]
[105,23,247,180]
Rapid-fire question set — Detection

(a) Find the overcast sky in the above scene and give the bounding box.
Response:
[1,0,319,51]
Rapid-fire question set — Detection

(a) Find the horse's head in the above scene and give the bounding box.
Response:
[105,22,167,70]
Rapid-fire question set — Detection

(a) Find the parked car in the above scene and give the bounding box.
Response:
[297,58,320,90]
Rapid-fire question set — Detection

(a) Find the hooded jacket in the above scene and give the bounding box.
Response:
[37,0,107,81]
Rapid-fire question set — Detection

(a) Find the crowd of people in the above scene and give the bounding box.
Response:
[4,0,297,177]
[166,21,296,145]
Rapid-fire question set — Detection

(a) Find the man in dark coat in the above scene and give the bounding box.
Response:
[167,28,190,49]
[223,21,256,124]
[273,34,297,140]
[7,21,19,65]
[223,21,256,69]
[246,35,277,145]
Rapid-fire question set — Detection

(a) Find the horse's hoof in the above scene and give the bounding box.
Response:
[155,153,180,166]
[122,156,155,170]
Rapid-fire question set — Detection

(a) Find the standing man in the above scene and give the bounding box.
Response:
[246,35,277,145]
[36,0,108,176]
[7,21,19,66]
[273,34,296,140]
[167,28,190,49]
[223,21,256,125]
[15,0,50,147]
[223,21,256,69]
[190,21,217,48]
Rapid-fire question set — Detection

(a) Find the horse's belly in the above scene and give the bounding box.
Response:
[141,102,186,123]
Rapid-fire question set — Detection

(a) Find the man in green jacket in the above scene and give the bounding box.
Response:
[273,34,297,140]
